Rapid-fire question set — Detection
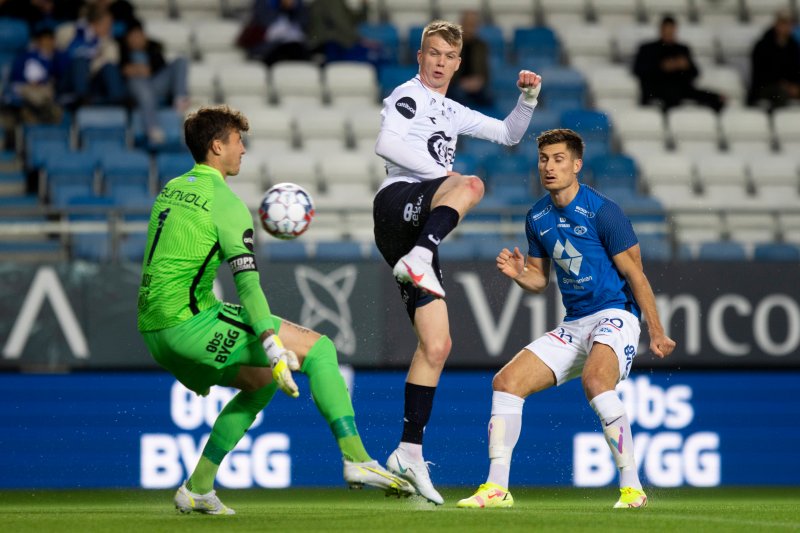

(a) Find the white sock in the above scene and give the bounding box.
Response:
[397,441,423,462]
[486,391,524,489]
[410,246,433,264]
[589,390,642,490]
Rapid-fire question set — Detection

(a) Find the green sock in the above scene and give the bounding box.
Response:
[303,336,371,463]
[188,383,277,494]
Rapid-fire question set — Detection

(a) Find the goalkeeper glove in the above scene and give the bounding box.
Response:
[263,334,300,398]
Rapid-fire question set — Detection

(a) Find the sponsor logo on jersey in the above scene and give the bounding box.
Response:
[553,238,582,276]
[242,229,254,252]
[228,253,257,275]
[574,205,595,218]
[395,96,417,119]
[574,225,587,235]
[159,187,210,211]
[539,228,551,237]
[427,130,454,167]
[532,204,552,221]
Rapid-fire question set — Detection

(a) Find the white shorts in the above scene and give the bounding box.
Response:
[525,309,641,386]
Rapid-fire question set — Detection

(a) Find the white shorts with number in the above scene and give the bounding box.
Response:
[525,309,641,386]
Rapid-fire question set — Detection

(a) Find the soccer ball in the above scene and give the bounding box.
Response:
[258,183,315,240]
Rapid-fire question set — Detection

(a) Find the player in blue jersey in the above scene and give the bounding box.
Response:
[457,129,676,510]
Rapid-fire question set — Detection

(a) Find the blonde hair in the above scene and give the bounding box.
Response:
[421,20,463,51]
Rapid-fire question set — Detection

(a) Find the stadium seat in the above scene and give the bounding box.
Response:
[727,213,778,245]
[560,109,611,154]
[357,23,401,65]
[667,106,721,156]
[131,109,184,151]
[144,20,193,57]
[451,153,480,176]
[187,62,220,105]
[0,18,29,59]
[585,66,640,110]
[437,0,483,24]
[513,27,561,68]
[348,106,383,151]
[377,64,418,98]
[477,25,506,65]
[720,108,774,155]
[673,212,726,245]
[590,0,642,29]
[75,106,128,149]
[694,154,750,207]
[217,63,270,104]
[557,24,614,68]
[263,152,320,194]
[245,107,295,154]
[697,66,746,106]
[485,0,536,40]
[67,196,116,262]
[484,153,532,196]
[753,242,800,262]
[325,62,379,109]
[613,24,657,64]
[43,152,99,204]
[270,61,323,108]
[316,153,377,209]
[773,108,800,152]
[190,19,240,58]
[155,151,195,189]
[697,241,748,261]
[694,0,742,28]
[538,67,587,112]
[101,150,152,196]
[607,107,665,148]
[638,234,673,262]
[294,106,350,152]
[750,155,800,208]
[743,0,794,26]
[262,240,310,261]
[120,232,148,262]
[587,154,638,192]
[437,239,479,260]
[381,0,433,37]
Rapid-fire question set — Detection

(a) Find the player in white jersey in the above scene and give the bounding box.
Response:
[372,19,542,504]
[457,129,676,510]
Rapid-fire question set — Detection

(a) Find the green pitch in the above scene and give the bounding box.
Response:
[2,487,799,533]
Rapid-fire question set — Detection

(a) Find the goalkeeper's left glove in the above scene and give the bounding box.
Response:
[263,334,300,398]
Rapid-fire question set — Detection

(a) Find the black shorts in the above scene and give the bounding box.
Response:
[373,177,448,323]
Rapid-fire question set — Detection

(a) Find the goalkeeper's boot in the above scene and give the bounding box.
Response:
[613,487,648,509]
[456,482,514,508]
[174,481,235,515]
[343,459,415,497]
[386,448,444,505]
[392,252,445,298]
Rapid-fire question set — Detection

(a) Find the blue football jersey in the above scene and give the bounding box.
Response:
[525,184,640,321]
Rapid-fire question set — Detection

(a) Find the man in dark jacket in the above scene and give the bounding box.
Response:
[749,10,800,109]
[633,15,724,111]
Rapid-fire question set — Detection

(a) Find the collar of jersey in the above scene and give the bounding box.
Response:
[413,75,444,105]
[191,163,226,183]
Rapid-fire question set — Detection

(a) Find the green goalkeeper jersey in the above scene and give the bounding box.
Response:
[137,163,273,336]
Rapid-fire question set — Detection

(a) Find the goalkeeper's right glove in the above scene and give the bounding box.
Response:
[263,334,300,398]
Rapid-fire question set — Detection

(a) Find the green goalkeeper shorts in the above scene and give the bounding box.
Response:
[141,302,283,395]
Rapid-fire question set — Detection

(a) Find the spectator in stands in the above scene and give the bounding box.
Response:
[748,10,800,110]
[3,22,65,124]
[58,3,126,107]
[307,0,376,64]
[120,20,189,146]
[239,0,312,66]
[633,15,724,112]
[448,9,493,110]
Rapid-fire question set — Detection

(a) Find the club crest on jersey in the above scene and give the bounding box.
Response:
[395,96,416,119]
[574,226,587,235]
[427,130,454,167]
[553,239,582,276]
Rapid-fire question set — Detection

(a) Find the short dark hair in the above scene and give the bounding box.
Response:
[184,105,249,163]
[660,14,677,27]
[536,128,584,160]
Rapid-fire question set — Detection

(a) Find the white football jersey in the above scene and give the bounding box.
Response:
[376,76,534,191]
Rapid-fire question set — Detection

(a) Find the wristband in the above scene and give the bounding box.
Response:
[262,334,284,364]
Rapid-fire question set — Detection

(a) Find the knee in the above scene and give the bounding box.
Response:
[419,335,452,368]
[463,175,485,203]
[492,368,514,393]
[581,374,606,400]
[303,334,338,370]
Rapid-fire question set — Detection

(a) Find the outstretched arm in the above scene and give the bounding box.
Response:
[470,69,542,146]
[613,245,676,359]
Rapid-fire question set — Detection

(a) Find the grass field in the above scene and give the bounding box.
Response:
[3,487,799,532]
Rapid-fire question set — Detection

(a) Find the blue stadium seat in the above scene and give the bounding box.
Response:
[459,137,507,166]
[0,18,29,57]
[526,108,561,138]
[478,25,506,65]
[75,106,128,149]
[101,150,152,195]
[484,153,531,197]
[475,238,526,260]
[753,242,800,262]
[452,152,480,175]
[406,25,424,63]
[131,109,184,151]
[513,27,560,68]
[120,232,148,262]
[377,64,418,98]
[561,109,612,156]
[638,235,673,262]
[67,196,116,262]
[45,152,99,204]
[315,241,364,261]
[587,154,638,192]
[155,151,195,188]
[25,124,72,168]
[358,22,400,65]
[538,67,586,112]
[697,241,748,261]
[490,62,525,105]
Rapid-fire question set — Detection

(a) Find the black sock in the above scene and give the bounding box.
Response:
[414,206,459,253]
[401,383,437,444]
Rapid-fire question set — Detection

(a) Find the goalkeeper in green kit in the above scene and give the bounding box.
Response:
[137,105,413,515]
